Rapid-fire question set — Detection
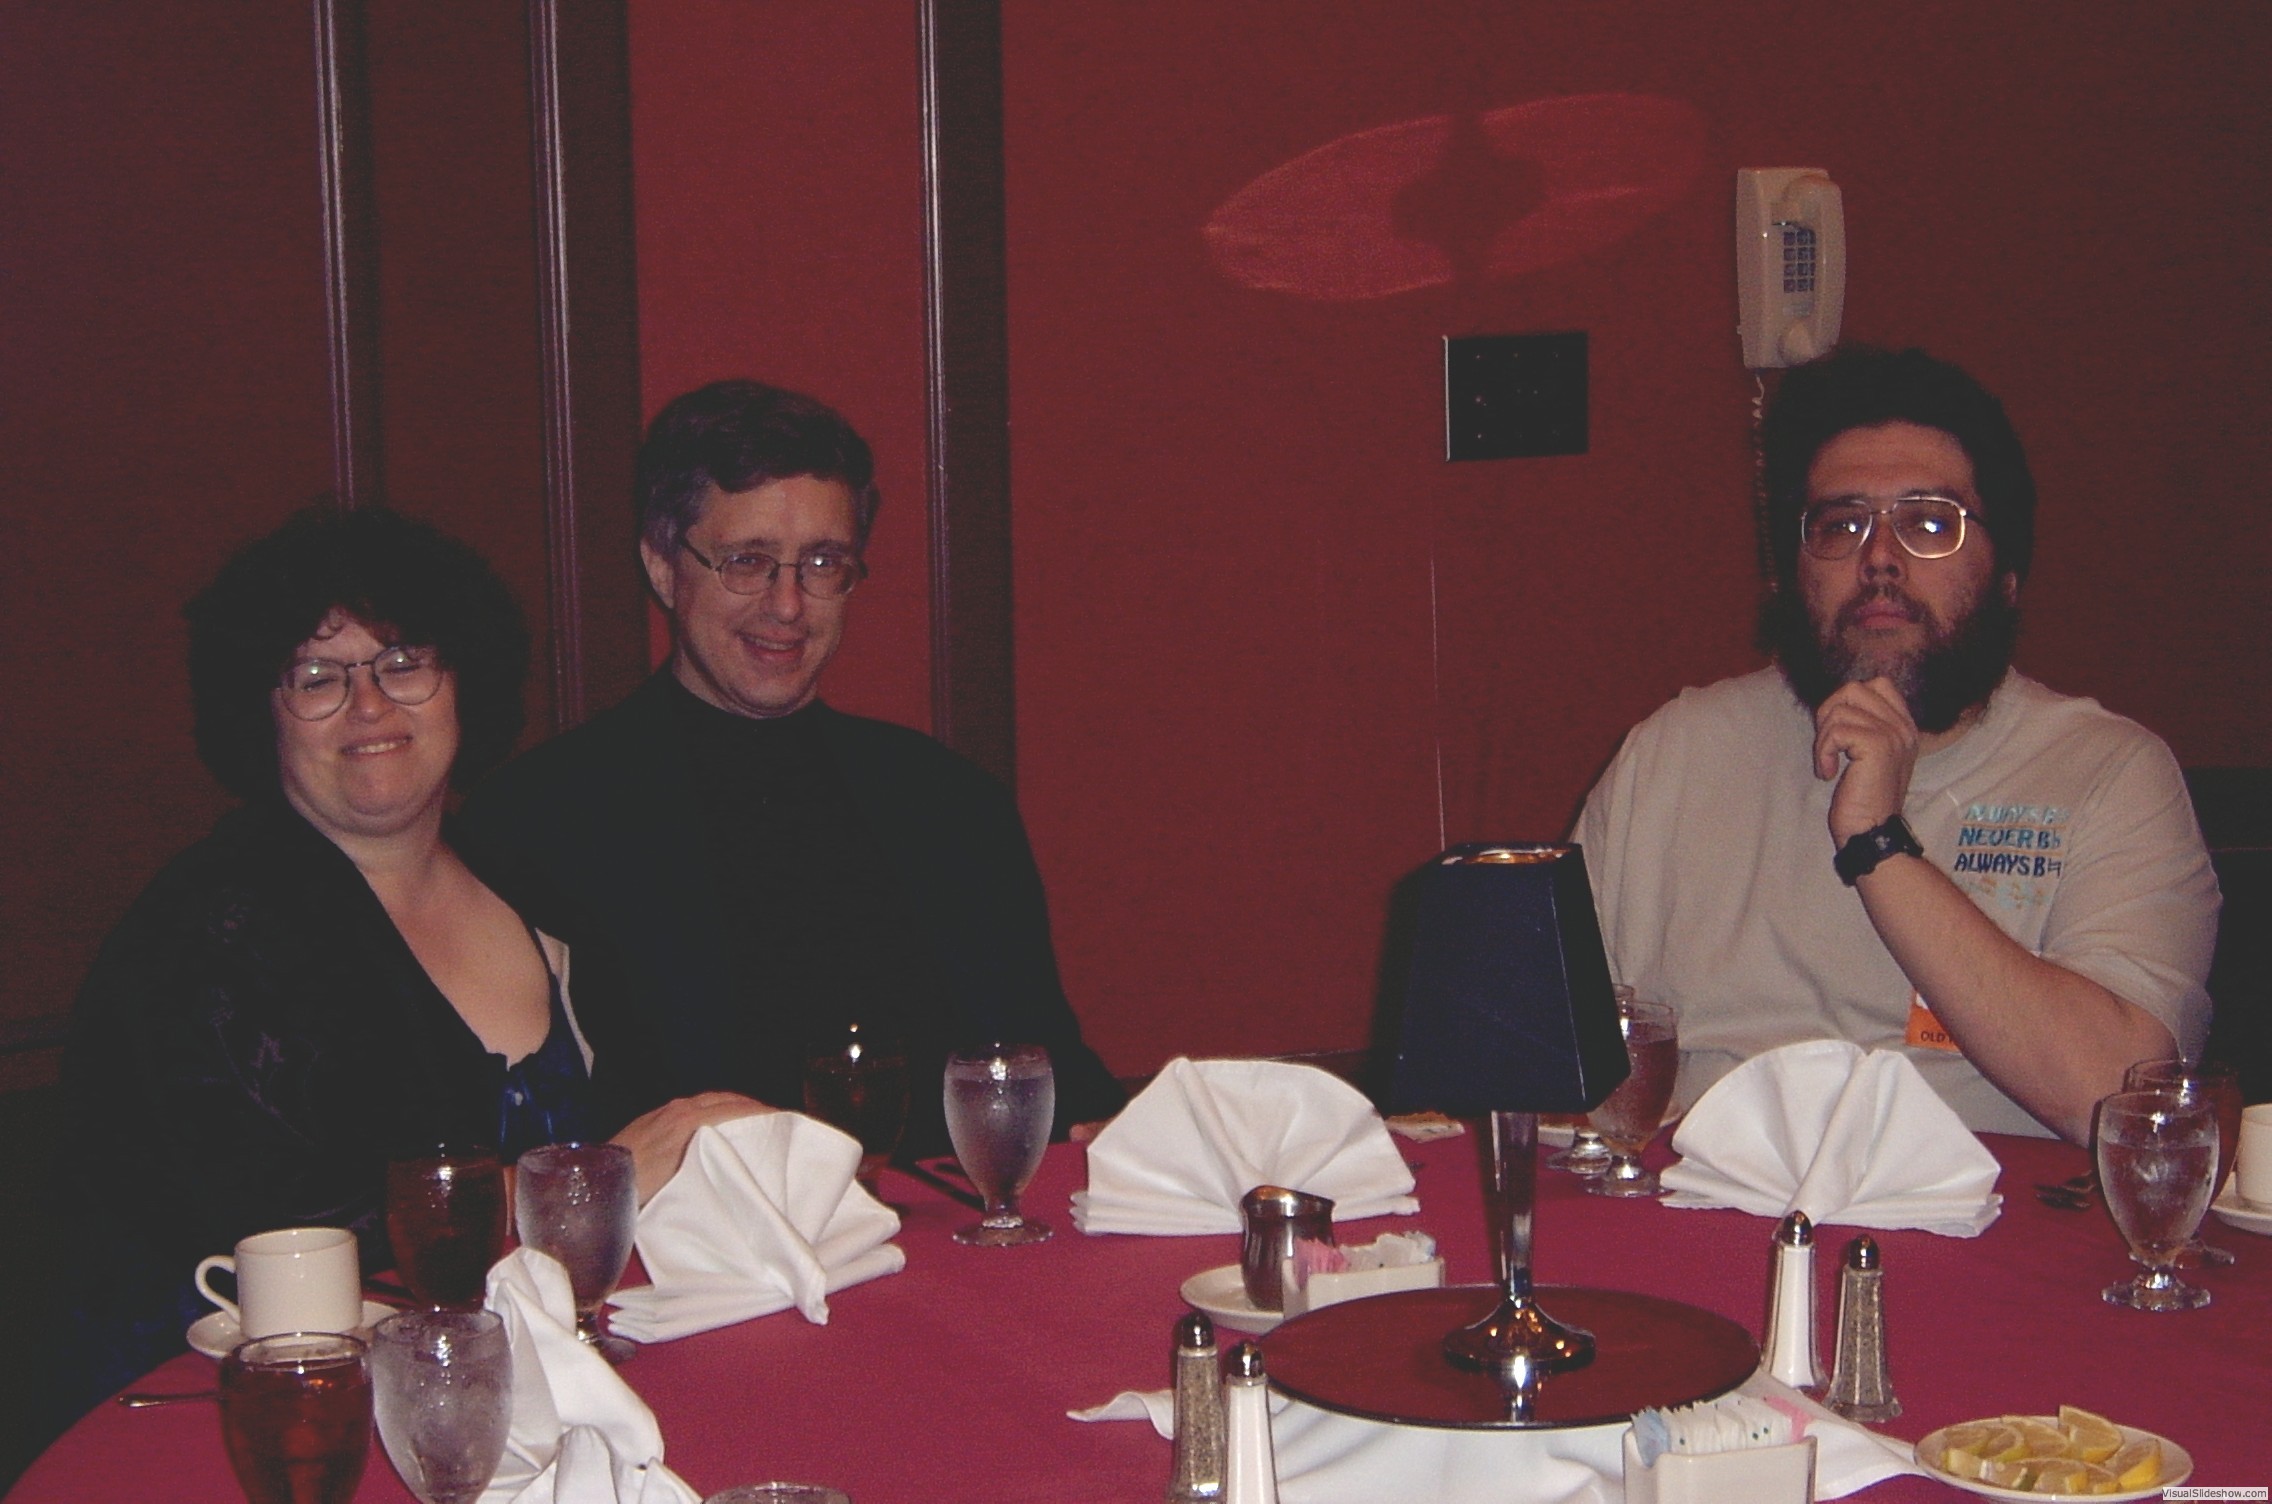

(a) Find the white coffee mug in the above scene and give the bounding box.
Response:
[2238,1103,2272,1211]
[193,1226,362,1339]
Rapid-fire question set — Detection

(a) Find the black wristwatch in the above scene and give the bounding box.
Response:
[1834,814,1924,886]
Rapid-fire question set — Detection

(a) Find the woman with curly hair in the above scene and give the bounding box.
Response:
[45,504,756,1421]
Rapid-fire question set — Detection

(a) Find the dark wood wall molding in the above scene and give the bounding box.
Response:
[312,0,383,508]
[319,0,645,728]
[524,0,647,729]
[919,0,1018,785]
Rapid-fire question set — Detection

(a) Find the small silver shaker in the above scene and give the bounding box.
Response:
[1824,1233,1901,1422]
[1166,1312,1225,1502]
[1761,1210,1824,1392]
[1222,1341,1280,1504]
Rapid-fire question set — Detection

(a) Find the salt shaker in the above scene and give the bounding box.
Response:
[1222,1341,1280,1504]
[1167,1313,1225,1502]
[1824,1233,1901,1422]
[1760,1210,1824,1392]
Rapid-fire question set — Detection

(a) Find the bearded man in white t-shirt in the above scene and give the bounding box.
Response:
[1577,346,2218,1143]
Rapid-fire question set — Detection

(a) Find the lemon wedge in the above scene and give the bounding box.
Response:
[2028,1458,2090,1494]
[2057,1406,2124,1465]
[2106,1437,2162,1491]
[1981,1457,2035,1489]
[2006,1416,2070,1455]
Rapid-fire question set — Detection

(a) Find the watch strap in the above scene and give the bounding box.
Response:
[1834,814,1924,886]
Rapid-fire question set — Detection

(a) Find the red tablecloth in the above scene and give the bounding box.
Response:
[12,1129,2267,1502]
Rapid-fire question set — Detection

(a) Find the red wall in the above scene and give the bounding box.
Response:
[0,5,334,1050]
[629,2,2272,1078]
[627,1,934,730]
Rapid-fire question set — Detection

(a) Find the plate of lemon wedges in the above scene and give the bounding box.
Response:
[1914,1407,2189,1500]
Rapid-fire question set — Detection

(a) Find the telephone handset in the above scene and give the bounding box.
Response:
[1737,168,1846,368]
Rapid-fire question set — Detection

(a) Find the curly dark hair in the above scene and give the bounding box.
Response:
[1761,345,2037,593]
[635,379,880,555]
[185,504,529,800]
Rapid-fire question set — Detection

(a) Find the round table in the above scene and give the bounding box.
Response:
[14,1127,2267,1501]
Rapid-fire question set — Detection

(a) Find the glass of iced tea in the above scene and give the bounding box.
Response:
[802,1022,912,1191]
[219,1332,372,1504]
[1584,996,1679,1198]
[386,1148,508,1309]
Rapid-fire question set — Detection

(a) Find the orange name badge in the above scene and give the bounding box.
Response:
[1905,991,1960,1052]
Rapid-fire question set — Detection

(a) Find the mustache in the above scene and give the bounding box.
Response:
[1833,584,1926,633]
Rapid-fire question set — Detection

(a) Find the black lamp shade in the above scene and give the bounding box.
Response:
[1387,843,1628,1115]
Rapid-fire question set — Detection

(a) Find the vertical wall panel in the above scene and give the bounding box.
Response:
[0,4,334,1061]
[0,1,647,1073]
[627,0,933,732]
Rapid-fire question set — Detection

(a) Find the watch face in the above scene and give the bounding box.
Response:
[1837,817,1921,886]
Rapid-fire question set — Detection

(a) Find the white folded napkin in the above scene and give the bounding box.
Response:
[1659,1040,2003,1237]
[499,1425,703,1504]
[607,1112,905,1343]
[1068,1373,1918,1503]
[482,1250,700,1504]
[1070,1057,1419,1235]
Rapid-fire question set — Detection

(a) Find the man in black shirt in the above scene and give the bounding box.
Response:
[463,381,1123,1153]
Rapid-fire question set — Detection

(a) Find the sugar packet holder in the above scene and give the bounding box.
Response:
[1280,1231,1442,1318]
[1623,1392,1817,1504]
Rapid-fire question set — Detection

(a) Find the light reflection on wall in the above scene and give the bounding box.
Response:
[1203,93,1708,301]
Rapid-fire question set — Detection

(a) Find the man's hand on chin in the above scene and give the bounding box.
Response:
[1812,676,1921,844]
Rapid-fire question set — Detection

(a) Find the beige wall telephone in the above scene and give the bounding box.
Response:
[1737,168,1845,369]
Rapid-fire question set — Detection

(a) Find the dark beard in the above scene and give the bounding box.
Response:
[1769,583,2021,734]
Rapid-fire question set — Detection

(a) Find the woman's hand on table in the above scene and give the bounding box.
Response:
[613,1092,776,1205]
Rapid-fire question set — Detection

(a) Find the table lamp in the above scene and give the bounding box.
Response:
[1263,842,1757,1428]
[1384,843,1629,1377]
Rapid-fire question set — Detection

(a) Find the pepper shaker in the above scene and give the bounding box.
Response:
[1760,1209,1824,1393]
[1167,1313,1225,1502]
[1824,1233,1901,1422]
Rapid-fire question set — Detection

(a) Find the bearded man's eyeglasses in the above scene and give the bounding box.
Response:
[680,539,866,599]
[277,646,444,720]
[1800,493,1983,562]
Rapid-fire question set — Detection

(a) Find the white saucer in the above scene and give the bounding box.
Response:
[187,1300,400,1361]
[2209,1185,2272,1236]
[1914,1419,2189,1502]
[1179,1264,1282,1335]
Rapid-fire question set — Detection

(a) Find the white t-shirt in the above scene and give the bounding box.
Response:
[1576,668,2219,1138]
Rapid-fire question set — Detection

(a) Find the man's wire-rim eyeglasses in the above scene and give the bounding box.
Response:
[680,538,866,599]
[276,646,444,721]
[1800,492,1984,562]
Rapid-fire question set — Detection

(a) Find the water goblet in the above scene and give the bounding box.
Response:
[2123,1058,2240,1267]
[386,1147,508,1308]
[1584,997,1679,1198]
[1547,988,1627,1175]
[2096,1088,2218,1311]
[944,1042,1055,1246]
[1545,1124,1614,1174]
[802,1021,912,1191]
[370,1309,512,1504]
[219,1332,372,1504]
[514,1141,640,1362]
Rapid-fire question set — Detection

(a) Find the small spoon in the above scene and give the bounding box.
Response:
[116,1389,217,1409]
